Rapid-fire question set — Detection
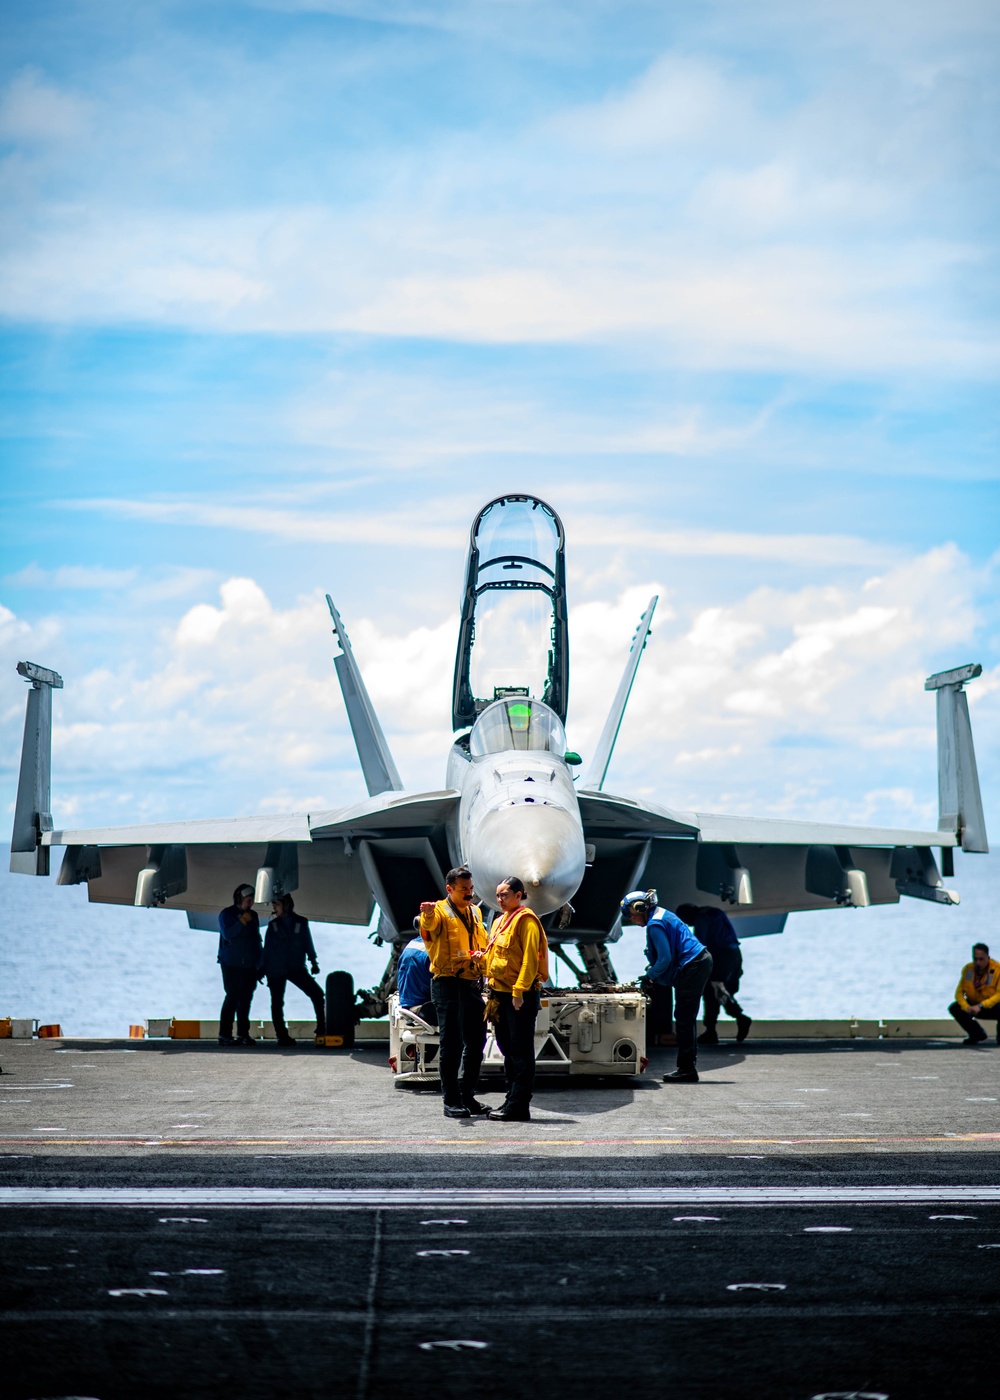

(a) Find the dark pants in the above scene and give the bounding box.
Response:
[493,988,540,1112]
[431,977,486,1106]
[949,1001,1000,1041]
[219,965,257,1039]
[268,969,326,1038]
[647,981,674,1038]
[668,949,713,1072]
[703,946,746,1026]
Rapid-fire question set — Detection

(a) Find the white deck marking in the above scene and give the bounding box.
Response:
[2,1185,1000,1208]
[418,1340,488,1352]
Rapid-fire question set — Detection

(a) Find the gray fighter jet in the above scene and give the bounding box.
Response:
[9,493,989,1008]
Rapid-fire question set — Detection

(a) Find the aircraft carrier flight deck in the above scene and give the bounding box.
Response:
[3,1032,998,1400]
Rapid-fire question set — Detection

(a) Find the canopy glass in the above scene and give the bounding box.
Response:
[469,697,568,758]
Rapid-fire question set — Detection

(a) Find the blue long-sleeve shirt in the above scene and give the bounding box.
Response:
[217,905,262,969]
[260,914,317,978]
[396,938,432,1008]
[692,907,740,957]
[644,908,706,987]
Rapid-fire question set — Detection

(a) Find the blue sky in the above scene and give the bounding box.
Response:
[1,0,997,845]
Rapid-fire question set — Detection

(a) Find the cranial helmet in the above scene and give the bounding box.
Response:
[620,888,657,917]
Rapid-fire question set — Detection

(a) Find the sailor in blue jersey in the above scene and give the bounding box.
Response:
[622,890,713,1082]
[217,884,263,1046]
[396,933,437,1025]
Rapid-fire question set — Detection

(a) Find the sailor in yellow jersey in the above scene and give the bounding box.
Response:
[948,942,1000,1045]
[477,875,549,1123]
[419,866,489,1119]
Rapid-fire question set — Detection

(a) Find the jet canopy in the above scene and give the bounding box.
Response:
[469,696,568,758]
[452,495,569,730]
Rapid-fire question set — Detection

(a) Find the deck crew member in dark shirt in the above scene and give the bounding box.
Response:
[259,894,326,1046]
[676,903,752,1045]
[217,884,262,1046]
[623,889,712,1083]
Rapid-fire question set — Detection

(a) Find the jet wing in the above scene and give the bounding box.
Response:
[43,790,460,928]
[575,788,960,933]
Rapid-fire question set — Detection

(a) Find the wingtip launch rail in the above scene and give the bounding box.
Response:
[583,595,658,792]
[10,661,63,876]
[925,662,988,854]
[326,594,404,798]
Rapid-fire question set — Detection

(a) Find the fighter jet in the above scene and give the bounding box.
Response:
[10,493,989,1009]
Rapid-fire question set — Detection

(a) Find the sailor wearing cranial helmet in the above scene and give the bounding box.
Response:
[622,890,712,1083]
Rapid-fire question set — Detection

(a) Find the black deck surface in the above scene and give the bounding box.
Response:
[3,1037,998,1398]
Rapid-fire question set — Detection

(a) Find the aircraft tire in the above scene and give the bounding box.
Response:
[325,970,356,1047]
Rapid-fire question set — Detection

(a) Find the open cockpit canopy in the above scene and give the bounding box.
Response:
[452,495,569,730]
[469,696,568,758]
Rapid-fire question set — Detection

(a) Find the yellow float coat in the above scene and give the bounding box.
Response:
[419,898,487,981]
[485,906,549,994]
[954,958,1000,1011]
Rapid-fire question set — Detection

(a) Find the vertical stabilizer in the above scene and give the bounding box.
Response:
[583,596,658,791]
[10,661,63,876]
[925,663,988,853]
[326,596,404,797]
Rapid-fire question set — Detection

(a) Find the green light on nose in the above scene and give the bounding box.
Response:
[509,702,531,730]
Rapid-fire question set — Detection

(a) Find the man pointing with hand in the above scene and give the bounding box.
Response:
[419,867,489,1119]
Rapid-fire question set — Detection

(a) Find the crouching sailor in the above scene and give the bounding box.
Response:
[622,890,712,1083]
[419,867,489,1119]
[480,876,549,1123]
[217,883,263,1046]
[949,942,1000,1045]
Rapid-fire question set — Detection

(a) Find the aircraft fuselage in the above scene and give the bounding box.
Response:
[447,739,586,915]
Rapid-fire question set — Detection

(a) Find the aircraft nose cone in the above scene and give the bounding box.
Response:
[468,804,586,915]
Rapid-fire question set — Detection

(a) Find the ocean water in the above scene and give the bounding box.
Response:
[1,846,996,1035]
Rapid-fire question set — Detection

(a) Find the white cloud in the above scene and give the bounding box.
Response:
[59,493,900,569]
[552,53,760,153]
[60,496,466,550]
[0,68,92,146]
[5,564,139,591]
[0,17,995,379]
